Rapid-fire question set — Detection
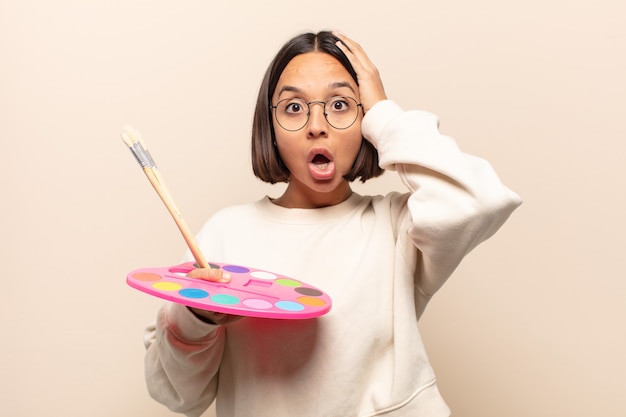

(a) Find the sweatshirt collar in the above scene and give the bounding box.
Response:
[255,193,365,224]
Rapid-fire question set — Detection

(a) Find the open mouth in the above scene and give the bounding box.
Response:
[311,153,330,171]
[307,148,335,180]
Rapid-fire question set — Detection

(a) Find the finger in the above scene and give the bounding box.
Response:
[187,267,231,283]
[332,31,359,51]
[333,32,364,63]
[333,32,378,75]
[332,32,387,113]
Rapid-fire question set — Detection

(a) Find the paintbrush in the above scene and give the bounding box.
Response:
[121,126,209,268]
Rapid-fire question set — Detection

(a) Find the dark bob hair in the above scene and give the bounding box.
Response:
[251,31,384,184]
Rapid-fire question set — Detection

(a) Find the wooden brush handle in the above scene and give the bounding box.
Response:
[143,168,209,268]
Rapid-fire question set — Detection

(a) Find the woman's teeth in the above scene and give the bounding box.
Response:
[312,154,330,170]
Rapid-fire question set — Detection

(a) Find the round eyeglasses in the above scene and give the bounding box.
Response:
[270,96,362,132]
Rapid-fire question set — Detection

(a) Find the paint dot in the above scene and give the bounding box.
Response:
[211,294,240,305]
[169,266,193,274]
[179,288,209,299]
[153,282,183,291]
[297,296,326,307]
[223,265,250,274]
[275,300,305,312]
[295,287,323,296]
[242,299,273,310]
[275,278,301,287]
[132,272,162,282]
[250,271,277,280]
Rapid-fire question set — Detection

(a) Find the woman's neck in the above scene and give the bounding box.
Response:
[272,184,353,209]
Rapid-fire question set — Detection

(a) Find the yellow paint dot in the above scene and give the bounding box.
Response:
[153,282,183,291]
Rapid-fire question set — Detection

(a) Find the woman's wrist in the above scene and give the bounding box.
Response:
[187,307,219,324]
[187,306,243,326]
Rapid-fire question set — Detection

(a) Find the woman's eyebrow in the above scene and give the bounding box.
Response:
[330,81,357,95]
[276,85,302,97]
[276,81,357,98]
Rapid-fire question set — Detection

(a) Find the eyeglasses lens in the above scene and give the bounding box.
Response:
[273,96,360,131]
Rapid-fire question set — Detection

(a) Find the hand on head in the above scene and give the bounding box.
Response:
[333,31,388,113]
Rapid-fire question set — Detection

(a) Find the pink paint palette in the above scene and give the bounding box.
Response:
[127,262,332,319]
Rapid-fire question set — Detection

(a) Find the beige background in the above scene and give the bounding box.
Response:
[1,0,624,416]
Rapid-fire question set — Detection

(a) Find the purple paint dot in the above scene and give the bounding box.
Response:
[223,265,250,274]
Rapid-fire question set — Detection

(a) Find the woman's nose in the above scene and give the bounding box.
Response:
[306,102,328,137]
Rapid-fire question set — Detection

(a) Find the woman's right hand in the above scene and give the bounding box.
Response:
[186,268,243,325]
[187,266,231,283]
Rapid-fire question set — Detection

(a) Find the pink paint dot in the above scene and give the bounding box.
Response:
[242,299,273,310]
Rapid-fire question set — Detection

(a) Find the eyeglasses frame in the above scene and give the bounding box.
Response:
[269,96,363,132]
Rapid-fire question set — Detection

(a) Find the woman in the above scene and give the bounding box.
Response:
[143,30,521,417]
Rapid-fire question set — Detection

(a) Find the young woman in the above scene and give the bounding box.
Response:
[143,31,521,417]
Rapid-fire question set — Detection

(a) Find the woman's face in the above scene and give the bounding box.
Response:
[271,52,363,208]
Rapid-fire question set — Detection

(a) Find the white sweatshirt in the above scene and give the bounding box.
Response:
[144,100,522,417]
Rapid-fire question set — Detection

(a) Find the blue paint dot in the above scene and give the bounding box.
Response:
[275,300,305,312]
[179,288,209,299]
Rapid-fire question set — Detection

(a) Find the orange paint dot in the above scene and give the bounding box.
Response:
[133,272,162,282]
[297,296,326,307]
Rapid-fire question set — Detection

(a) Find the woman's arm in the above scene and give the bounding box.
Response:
[363,100,521,298]
[336,31,521,300]
[144,303,225,417]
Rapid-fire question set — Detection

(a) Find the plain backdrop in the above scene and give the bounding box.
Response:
[1,0,624,416]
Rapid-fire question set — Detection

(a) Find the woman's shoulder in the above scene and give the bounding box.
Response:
[213,199,261,216]
[198,199,264,230]
[365,191,409,210]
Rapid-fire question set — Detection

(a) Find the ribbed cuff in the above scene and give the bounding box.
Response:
[163,303,221,342]
[361,99,404,148]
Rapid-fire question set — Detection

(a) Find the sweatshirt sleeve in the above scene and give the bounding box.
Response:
[144,302,225,417]
[362,100,522,299]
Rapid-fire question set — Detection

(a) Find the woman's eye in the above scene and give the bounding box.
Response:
[285,102,304,113]
[330,98,349,111]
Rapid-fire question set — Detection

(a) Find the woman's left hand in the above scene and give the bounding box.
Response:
[333,31,387,114]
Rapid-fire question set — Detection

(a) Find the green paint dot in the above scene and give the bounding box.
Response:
[275,278,301,287]
[210,294,240,305]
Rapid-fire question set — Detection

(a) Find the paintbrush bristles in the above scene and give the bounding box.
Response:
[120,125,142,148]
[122,126,156,168]
[120,125,210,269]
